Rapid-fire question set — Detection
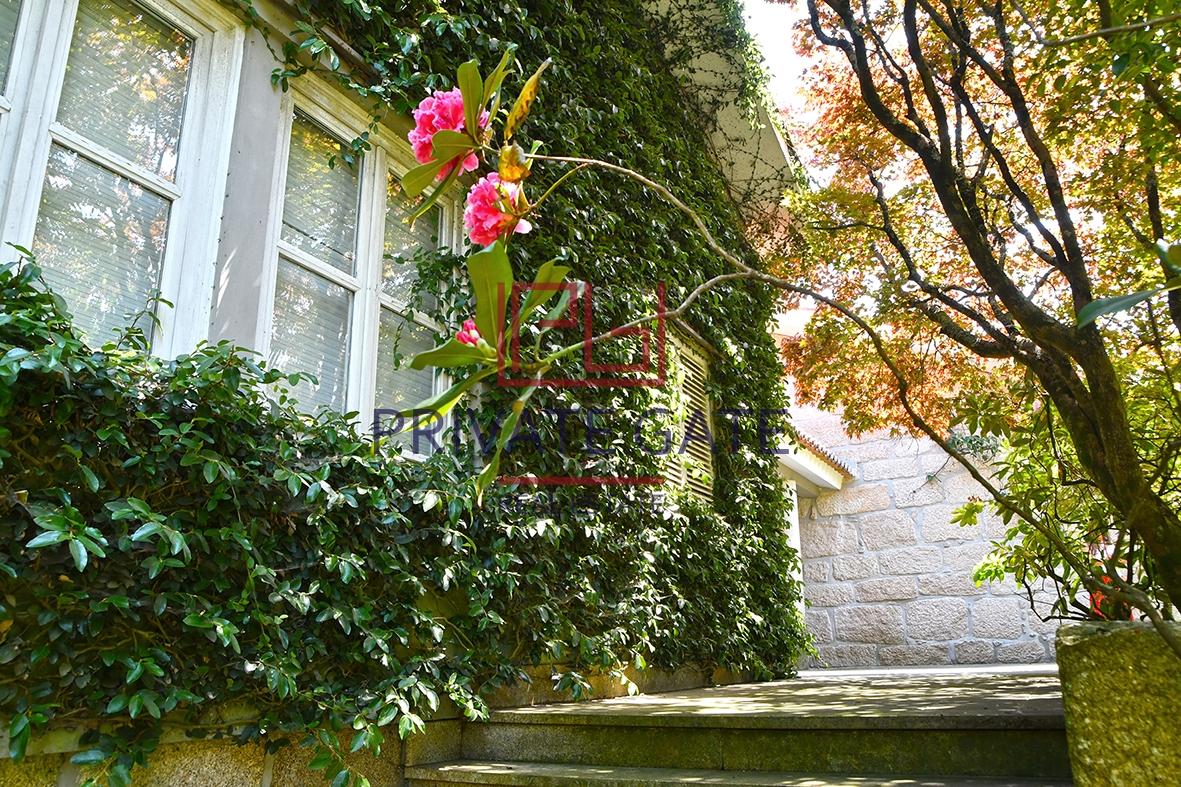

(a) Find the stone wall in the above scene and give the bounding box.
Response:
[795,408,1058,668]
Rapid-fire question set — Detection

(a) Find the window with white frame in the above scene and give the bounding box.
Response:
[0,0,241,354]
[265,90,447,441]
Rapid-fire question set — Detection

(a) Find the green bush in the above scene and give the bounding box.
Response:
[0,257,806,783]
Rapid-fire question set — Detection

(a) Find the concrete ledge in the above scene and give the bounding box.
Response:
[485,672,1066,730]
[407,760,1073,786]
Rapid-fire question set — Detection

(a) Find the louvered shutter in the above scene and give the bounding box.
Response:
[671,331,714,502]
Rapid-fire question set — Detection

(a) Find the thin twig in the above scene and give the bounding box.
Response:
[1045,12,1181,46]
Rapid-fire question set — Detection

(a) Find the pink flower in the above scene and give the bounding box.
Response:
[456,318,482,346]
[408,88,489,180]
[463,173,534,247]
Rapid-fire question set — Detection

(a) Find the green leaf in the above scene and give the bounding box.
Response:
[8,713,29,760]
[505,58,551,141]
[476,386,537,504]
[79,465,101,493]
[1155,239,1181,275]
[1077,288,1163,326]
[535,280,585,350]
[482,46,518,113]
[421,491,440,512]
[183,614,213,629]
[518,259,571,325]
[407,165,462,226]
[69,539,88,571]
[468,240,514,346]
[396,368,495,432]
[400,159,448,199]
[26,530,69,549]
[109,763,132,787]
[409,338,488,370]
[70,749,107,766]
[457,60,484,137]
[308,749,335,770]
[130,523,163,542]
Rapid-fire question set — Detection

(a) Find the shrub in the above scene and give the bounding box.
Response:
[0,257,807,783]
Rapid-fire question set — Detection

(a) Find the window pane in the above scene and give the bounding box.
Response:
[269,259,351,411]
[376,309,436,450]
[282,115,359,274]
[382,171,439,303]
[0,0,20,93]
[32,145,169,342]
[56,0,192,181]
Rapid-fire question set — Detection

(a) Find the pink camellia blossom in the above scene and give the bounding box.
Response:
[408,88,489,180]
[463,173,534,247]
[456,318,481,347]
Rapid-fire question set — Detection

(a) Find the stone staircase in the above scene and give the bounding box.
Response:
[405,667,1073,786]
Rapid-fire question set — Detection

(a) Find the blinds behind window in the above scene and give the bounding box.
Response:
[375,308,436,451]
[269,259,351,411]
[56,0,192,181]
[382,171,440,305]
[33,145,170,342]
[281,115,360,274]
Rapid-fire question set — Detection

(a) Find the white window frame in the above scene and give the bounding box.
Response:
[0,0,243,357]
[260,77,457,437]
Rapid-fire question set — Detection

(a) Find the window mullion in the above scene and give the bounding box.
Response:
[277,240,361,293]
[48,123,182,200]
[350,147,385,422]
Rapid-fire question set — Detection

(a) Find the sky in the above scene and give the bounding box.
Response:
[741,0,811,115]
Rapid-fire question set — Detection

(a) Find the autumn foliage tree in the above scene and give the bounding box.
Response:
[778,0,1181,632]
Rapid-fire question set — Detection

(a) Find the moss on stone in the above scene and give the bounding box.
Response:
[0,754,65,787]
[1056,621,1181,787]
[127,740,265,787]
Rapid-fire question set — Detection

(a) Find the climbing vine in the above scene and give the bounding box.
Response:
[0,0,808,784]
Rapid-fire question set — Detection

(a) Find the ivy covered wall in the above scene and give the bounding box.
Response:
[0,0,808,778]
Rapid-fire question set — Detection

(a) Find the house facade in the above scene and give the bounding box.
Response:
[0,0,1046,671]
[1,0,449,423]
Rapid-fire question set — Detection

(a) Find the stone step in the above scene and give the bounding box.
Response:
[456,672,1072,781]
[406,761,1074,786]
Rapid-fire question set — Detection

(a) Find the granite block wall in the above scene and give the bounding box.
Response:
[795,408,1059,668]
